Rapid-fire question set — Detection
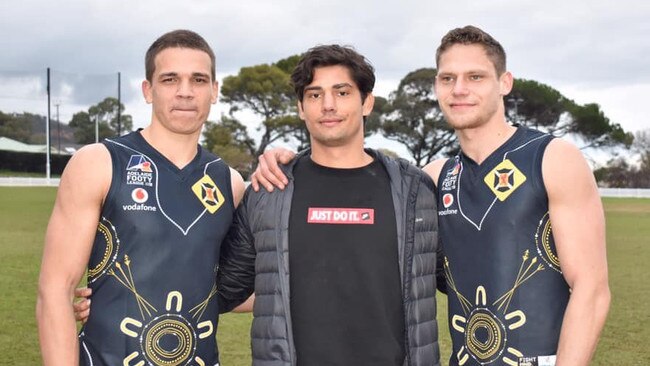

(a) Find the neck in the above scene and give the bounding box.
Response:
[456,118,516,164]
[310,141,372,169]
[140,125,200,169]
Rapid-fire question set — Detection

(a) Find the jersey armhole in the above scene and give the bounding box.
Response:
[223,166,236,212]
[100,140,120,218]
[534,135,555,199]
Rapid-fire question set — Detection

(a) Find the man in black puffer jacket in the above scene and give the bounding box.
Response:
[217,44,444,366]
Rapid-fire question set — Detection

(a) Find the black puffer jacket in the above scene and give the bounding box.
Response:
[218,149,443,366]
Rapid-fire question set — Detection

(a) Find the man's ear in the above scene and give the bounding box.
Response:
[142,80,153,104]
[297,101,305,120]
[499,71,514,96]
[211,81,219,104]
[362,93,375,116]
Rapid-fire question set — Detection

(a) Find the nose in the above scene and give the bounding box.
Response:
[176,79,194,98]
[321,92,336,113]
[452,78,469,96]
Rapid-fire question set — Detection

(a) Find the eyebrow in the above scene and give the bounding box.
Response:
[437,69,489,76]
[304,83,354,92]
[333,83,353,89]
[157,72,211,79]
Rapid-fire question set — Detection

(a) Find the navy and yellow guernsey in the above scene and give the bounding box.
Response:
[437,126,569,366]
[79,131,234,366]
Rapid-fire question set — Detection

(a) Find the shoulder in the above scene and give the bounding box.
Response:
[229,167,246,207]
[65,143,111,177]
[542,138,595,196]
[58,143,112,204]
[422,158,449,187]
[542,138,586,173]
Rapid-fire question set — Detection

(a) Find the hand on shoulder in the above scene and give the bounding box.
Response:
[250,147,296,192]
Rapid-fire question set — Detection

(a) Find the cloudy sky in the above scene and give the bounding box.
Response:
[1,0,648,159]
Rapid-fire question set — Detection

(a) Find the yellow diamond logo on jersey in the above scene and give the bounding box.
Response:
[191,175,224,214]
[483,159,527,201]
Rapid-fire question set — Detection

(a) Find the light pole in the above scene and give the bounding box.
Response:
[55,100,61,154]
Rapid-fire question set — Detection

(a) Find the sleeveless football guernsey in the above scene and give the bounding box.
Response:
[437,126,569,366]
[78,131,234,366]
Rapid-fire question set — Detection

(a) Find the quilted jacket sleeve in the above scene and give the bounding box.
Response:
[217,188,257,313]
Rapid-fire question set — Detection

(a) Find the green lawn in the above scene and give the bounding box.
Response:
[1,188,647,365]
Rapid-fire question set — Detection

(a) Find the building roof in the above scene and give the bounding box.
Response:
[0,136,70,154]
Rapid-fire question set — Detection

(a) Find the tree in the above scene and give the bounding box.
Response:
[594,129,650,188]
[505,79,569,130]
[68,111,112,144]
[202,115,255,178]
[0,111,32,142]
[220,61,302,159]
[89,97,133,136]
[506,79,633,149]
[633,129,650,170]
[379,68,456,167]
[68,97,133,144]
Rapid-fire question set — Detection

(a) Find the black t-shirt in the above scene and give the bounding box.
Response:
[288,155,405,366]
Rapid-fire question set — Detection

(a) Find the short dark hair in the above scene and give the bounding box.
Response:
[291,45,375,103]
[436,25,507,76]
[145,29,216,82]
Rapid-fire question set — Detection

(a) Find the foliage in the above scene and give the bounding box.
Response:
[365,95,386,137]
[506,79,633,149]
[89,97,133,136]
[0,111,32,142]
[202,116,255,178]
[568,103,633,149]
[0,112,51,144]
[220,62,302,160]
[505,79,569,130]
[69,111,113,144]
[68,97,133,144]
[379,68,455,167]
[595,129,650,188]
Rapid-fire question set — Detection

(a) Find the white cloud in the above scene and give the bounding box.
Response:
[0,0,647,147]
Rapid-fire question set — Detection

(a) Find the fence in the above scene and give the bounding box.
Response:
[1,177,649,198]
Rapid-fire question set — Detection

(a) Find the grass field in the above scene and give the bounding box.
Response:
[0,187,648,365]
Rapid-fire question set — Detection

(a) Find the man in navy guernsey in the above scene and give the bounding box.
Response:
[252,27,611,366]
[36,30,246,365]
[421,26,610,366]
[216,45,443,366]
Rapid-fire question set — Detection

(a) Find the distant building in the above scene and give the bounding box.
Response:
[0,136,75,155]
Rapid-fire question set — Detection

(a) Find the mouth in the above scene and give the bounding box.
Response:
[171,107,198,114]
[449,102,476,111]
[319,118,343,127]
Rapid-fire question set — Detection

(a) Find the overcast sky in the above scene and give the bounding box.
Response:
[1,0,648,159]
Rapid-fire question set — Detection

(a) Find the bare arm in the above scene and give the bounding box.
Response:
[36,144,111,365]
[543,139,610,365]
[249,147,296,192]
[229,167,246,207]
[422,158,448,188]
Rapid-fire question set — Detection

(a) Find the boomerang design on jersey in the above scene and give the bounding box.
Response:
[444,250,544,365]
[107,255,217,366]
